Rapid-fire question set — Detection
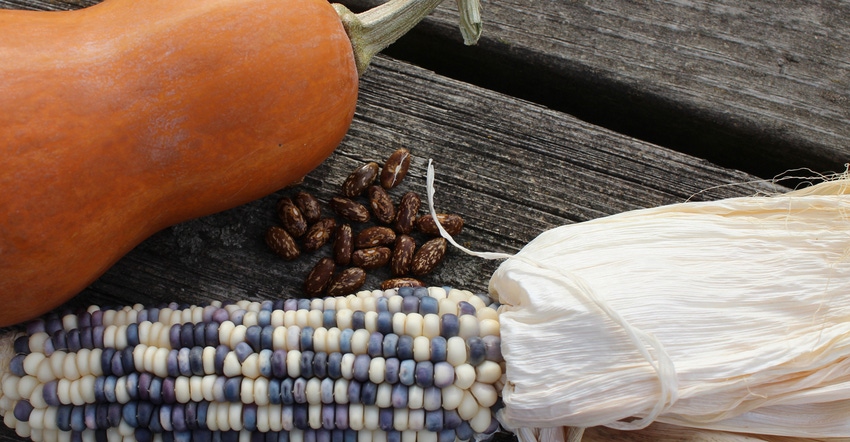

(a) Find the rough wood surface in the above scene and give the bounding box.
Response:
[0,0,834,441]
[341,0,850,180]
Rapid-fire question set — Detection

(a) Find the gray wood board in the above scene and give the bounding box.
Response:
[340,0,850,180]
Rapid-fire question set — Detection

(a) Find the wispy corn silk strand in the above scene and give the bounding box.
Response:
[428,162,850,441]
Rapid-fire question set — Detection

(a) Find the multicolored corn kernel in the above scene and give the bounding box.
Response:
[0,287,503,442]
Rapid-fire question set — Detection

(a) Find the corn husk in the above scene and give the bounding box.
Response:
[482,177,850,442]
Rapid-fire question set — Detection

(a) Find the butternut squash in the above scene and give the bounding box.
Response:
[0,0,481,326]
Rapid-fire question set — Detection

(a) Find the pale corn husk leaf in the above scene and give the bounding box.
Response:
[489,178,850,441]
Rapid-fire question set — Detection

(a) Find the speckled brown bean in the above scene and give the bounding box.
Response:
[351,247,392,270]
[334,223,353,266]
[330,197,371,223]
[416,214,464,237]
[294,191,322,224]
[391,234,416,276]
[303,218,337,252]
[265,226,300,261]
[394,192,420,234]
[381,277,425,290]
[276,197,308,238]
[341,162,380,197]
[326,267,367,297]
[368,185,395,225]
[411,237,447,276]
[380,148,411,189]
[304,257,335,296]
[355,226,396,249]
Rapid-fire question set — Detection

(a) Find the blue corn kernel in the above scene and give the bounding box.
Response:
[339,329,354,354]
[243,404,258,431]
[376,297,389,313]
[323,310,337,329]
[138,372,153,402]
[206,322,221,347]
[91,325,105,349]
[419,296,438,316]
[13,335,29,354]
[273,300,285,311]
[137,402,155,428]
[360,381,377,405]
[194,323,207,349]
[56,405,73,431]
[43,380,60,406]
[379,408,394,432]
[185,402,200,430]
[261,326,274,351]
[196,402,210,429]
[148,405,164,433]
[167,349,181,378]
[126,372,140,401]
[399,359,416,386]
[110,349,124,377]
[66,329,82,352]
[430,336,447,363]
[297,299,311,310]
[212,308,230,324]
[9,354,26,377]
[169,324,182,349]
[80,327,94,350]
[391,383,408,408]
[234,342,254,363]
[384,358,400,384]
[258,310,272,328]
[438,429,456,442]
[467,336,486,366]
[107,403,122,428]
[42,336,55,356]
[413,287,429,298]
[301,327,315,352]
[300,351,315,379]
[26,319,46,335]
[135,429,152,442]
[162,377,177,404]
[122,401,139,427]
[334,404,348,430]
[351,311,366,330]
[52,330,68,352]
[95,404,109,430]
[246,325,262,352]
[402,296,419,314]
[382,333,399,359]
[45,317,63,335]
[84,403,98,430]
[321,378,335,404]
[269,378,282,405]
[190,346,205,375]
[327,352,342,380]
[425,410,444,432]
[126,323,140,347]
[280,378,295,405]
[293,377,308,404]
[440,314,459,339]
[397,335,414,360]
[284,299,298,311]
[377,311,393,335]
[415,361,434,388]
[313,351,328,378]
[483,335,503,362]
[13,400,33,421]
[457,301,476,317]
[212,377,226,403]
[103,376,118,404]
[397,287,414,297]
[230,309,246,325]
[149,376,163,405]
[455,421,474,440]
[158,404,173,431]
[293,404,309,430]
[260,349,274,378]
[174,431,193,442]
[321,404,335,430]
[386,430,401,442]
[352,354,370,382]
[224,377,242,402]
[181,322,195,348]
[347,380,361,404]
[367,332,383,358]
[272,349,288,378]
[177,348,192,376]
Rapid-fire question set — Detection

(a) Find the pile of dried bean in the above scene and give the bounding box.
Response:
[265,148,464,297]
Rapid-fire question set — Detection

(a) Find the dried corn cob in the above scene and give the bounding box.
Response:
[0,287,504,442]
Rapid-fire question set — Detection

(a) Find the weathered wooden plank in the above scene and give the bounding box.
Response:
[341,0,850,180]
[0,2,793,440]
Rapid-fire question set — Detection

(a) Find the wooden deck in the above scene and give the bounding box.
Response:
[1,0,847,440]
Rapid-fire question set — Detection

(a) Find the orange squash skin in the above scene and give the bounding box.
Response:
[0,0,359,326]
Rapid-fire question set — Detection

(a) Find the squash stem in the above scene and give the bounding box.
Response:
[334,0,481,76]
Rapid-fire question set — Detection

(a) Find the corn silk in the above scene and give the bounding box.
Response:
[427,162,850,442]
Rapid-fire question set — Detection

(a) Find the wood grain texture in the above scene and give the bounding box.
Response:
[342,0,850,180]
[0,1,825,441]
